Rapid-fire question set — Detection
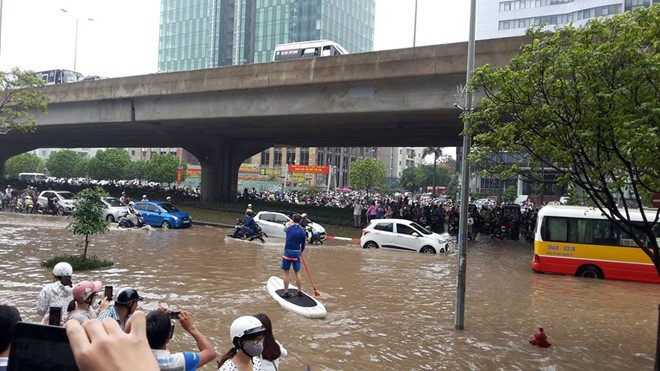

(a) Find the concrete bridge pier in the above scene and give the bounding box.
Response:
[188,138,268,204]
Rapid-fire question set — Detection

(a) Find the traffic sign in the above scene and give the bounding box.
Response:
[652,193,660,208]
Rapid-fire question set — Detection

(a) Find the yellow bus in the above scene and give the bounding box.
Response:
[532,205,659,284]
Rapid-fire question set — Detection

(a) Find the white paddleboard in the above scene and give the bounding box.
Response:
[266,276,327,319]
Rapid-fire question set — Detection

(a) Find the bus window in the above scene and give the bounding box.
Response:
[301,47,318,58]
[18,173,46,183]
[321,46,332,57]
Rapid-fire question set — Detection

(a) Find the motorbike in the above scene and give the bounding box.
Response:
[117,213,146,229]
[306,225,324,245]
[14,196,34,213]
[229,218,267,242]
[40,198,65,216]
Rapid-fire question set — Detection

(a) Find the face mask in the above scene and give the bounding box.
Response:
[242,342,263,358]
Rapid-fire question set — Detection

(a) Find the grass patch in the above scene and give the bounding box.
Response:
[42,255,114,271]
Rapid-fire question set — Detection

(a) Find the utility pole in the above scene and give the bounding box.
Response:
[413,0,418,47]
[455,0,477,331]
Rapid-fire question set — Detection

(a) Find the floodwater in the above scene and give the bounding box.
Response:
[0,212,658,370]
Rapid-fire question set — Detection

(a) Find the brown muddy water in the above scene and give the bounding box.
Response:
[0,213,658,370]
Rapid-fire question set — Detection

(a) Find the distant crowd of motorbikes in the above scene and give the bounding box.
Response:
[441,203,538,242]
[1,186,64,216]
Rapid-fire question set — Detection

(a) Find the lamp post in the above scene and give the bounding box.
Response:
[60,8,94,71]
[413,0,419,47]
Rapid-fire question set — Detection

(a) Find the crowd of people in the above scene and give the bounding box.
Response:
[0,213,318,370]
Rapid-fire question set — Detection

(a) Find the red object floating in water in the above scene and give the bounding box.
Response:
[529,327,551,348]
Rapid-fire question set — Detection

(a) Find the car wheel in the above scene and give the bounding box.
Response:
[420,246,436,254]
[576,265,603,279]
[161,221,171,229]
[56,208,64,216]
[106,215,115,223]
[363,241,379,249]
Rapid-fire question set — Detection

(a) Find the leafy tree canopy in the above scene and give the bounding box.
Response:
[87,148,131,181]
[144,154,187,184]
[466,5,660,274]
[46,150,84,178]
[348,157,386,193]
[67,187,108,261]
[0,68,48,134]
[4,153,42,176]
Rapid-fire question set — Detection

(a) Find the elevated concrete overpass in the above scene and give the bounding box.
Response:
[0,36,529,202]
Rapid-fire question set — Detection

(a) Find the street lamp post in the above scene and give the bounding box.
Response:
[413,0,419,47]
[60,8,94,71]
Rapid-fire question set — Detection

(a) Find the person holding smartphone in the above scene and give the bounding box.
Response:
[98,287,144,330]
[36,262,74,323]
[66,280,111,325]
[145,310,216,370]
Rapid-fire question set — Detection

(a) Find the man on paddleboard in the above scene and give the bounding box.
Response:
[280,214,306,298]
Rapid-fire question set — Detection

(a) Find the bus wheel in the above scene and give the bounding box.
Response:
[576,265,603,279]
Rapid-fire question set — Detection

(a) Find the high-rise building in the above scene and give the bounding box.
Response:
[477,0,654,40]
[158,0,375,71]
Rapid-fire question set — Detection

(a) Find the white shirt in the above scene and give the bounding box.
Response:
[353,203,362,215]
[260,341,287,371]
[217,357,262,371]
[36,281,73,318]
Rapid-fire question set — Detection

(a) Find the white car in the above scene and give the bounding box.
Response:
[37,190,78,215]
[360,218,449,254]
[101,197,128,223]
[254,211,327,241]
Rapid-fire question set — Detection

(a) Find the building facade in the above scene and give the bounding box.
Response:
[158,0,375,71]
[477,0,653,40]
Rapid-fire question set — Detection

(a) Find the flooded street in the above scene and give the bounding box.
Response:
[1,212,658,370]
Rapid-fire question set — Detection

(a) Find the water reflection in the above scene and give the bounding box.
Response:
[0,213,657,370]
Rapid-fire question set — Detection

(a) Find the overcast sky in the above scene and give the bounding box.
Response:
[0,0,470,157]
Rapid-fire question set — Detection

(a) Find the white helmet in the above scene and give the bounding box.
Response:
[301,213,308,218]
[53,262,73,277]
[229,316,265,348]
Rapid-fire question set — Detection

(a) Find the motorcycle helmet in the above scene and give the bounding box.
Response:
[230,316,265,348]
[115,287,144,304]
[301,213,307,218]
[73,280,102,304]
[53,262,73,277]
[128,201,135,206]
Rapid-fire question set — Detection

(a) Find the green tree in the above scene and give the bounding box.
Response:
[75,157,89,178]
[0,68,48,134]
[126,160,147,180]
[422,147,443,195]
[67,187,108,261]
[400,167,425,192]
[46,150,84,178]
[144,154,187,183]
[87,148,131,181]
[466,6,659,275]
[421,165,452,189]
[348,157,386,194]
[503,185,517,203]
[4,153,42,176]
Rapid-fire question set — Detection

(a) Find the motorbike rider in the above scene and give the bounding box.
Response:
[122,202,143,228]
[241,210,257,238]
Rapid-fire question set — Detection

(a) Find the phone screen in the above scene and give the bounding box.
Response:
[48,306,62,326]
[8,322,78,370]
[104,285,113,300]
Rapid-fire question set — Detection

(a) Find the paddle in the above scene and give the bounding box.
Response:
[301,256,320,297]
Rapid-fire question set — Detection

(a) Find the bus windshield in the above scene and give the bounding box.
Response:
[18,173,46,182]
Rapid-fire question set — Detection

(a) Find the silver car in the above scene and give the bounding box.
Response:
[101,197,128,223]
[254,211,326,241]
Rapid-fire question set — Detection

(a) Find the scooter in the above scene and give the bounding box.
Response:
[306,225,324,245]
[117,214,146,229]
[229,219,267,242]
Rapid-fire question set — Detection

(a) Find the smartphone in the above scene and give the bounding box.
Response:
[7,322,78,370]
[168,311,181,319]
[48,306,62,326]
[104,285,113,300]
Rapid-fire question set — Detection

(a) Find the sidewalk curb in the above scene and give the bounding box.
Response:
[326,235,360,244]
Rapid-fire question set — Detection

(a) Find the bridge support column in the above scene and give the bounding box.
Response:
[188,138,267,204]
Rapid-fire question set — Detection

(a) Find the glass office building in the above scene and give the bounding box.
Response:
[158,0,375,71]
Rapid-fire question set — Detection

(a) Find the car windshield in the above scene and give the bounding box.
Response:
[159,203,179,212]
[57,192,76,200]
[104,198,123,207]
[410,222,432,235]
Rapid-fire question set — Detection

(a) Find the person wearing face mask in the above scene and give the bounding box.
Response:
[36,262,74,322]
[98,287,144,330]
[217,316,266,371]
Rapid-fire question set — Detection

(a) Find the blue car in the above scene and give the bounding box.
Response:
[132,201,192,229]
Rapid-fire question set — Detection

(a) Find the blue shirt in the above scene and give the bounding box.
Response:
[152,349,200,371]
[243,216,256,230]
[284,224,306,257]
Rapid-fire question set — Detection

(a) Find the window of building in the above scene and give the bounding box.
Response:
[260,150,270,166]
[273,148,282,166]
